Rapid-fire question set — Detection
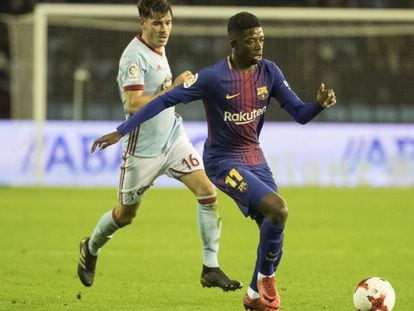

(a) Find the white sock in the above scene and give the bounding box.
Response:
[197,195,221,268]
[88,210,119,256]
[258,272,275,280]
[247,286,260,299]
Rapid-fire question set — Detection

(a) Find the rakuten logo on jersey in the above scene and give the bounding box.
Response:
[223,107,267,125]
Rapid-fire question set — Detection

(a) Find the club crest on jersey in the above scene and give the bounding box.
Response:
[161,74,173,90]
[257,86,269,100]
[128,63,139,81]
[184,73,198,88]
[237,181,248,193]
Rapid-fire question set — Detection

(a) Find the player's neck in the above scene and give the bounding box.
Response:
[139,33,164,54]
[230,55,256,72]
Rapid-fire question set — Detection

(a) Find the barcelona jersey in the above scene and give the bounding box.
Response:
[117,56,323,165]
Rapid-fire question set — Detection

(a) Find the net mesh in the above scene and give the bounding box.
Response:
[9,6,414,122]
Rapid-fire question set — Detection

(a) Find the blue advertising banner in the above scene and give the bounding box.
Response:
[0,121,413,187]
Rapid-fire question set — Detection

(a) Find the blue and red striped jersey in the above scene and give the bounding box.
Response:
[117,57,324,165]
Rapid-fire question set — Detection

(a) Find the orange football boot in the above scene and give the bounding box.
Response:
[243,293,278,311]
[257,276,280,309]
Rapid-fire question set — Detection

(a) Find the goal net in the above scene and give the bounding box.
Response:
[8,4,414,123]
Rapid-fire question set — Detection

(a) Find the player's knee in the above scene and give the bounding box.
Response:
[268,198,288,226]
[259,192,288,226]
[114,204,139,227]
[278,199,289,224]
[195,181,216,198]
[117,213,136,227]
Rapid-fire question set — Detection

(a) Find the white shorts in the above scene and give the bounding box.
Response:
[118,131,204,205]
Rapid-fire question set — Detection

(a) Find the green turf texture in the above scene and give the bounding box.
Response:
[0,187,413,310]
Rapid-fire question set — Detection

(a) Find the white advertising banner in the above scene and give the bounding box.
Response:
[0,121,413,187]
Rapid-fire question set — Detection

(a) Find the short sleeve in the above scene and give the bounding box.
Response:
[118,51,146,91]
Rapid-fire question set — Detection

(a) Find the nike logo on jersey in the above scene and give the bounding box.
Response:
[226,93,240,100]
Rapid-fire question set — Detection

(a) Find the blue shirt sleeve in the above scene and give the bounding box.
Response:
[117,72,205,136]
[270,62,324,124]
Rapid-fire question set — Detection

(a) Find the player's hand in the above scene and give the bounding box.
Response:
[172,70,194,87]
[317,83,336,108]
[91,131,122,153]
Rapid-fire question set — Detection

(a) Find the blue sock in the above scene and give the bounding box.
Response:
[249,218,284,291]
[249,246,261,292]
[273,249,283,272]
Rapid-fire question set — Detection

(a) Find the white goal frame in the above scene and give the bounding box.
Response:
[31,4,414,184]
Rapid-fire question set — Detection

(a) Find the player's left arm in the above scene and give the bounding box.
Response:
[316,83,336,108]
[287,82,336,124]
[271,64,336,124]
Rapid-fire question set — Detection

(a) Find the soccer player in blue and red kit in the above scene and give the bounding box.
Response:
[92,12,336,311]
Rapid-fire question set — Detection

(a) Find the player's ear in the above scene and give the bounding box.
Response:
[138,17,145,28]
[230,39,237,49]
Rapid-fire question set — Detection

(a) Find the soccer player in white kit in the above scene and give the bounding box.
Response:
[77,0,242,291]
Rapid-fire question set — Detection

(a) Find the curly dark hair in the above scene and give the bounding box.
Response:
[227,12,261,37]
[137,0,173,19]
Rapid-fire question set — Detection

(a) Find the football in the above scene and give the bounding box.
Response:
[353,277,396,311]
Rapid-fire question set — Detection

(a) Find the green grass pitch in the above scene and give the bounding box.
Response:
[0,187,413,310]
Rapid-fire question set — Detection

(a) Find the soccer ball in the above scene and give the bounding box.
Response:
[353,277,396,311]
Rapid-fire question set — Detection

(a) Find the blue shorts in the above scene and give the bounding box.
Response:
[204,159,278,220]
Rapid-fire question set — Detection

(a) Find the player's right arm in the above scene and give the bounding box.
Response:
[124,70,193,114]
[91,91,180,153]
[91,72,206,152]
[117,73,203,135]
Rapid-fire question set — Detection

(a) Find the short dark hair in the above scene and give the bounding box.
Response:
[137,0,172,19]
[227,12,261,37]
